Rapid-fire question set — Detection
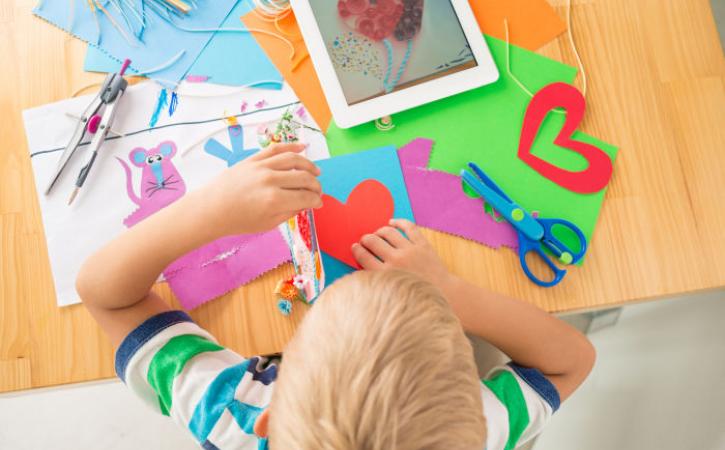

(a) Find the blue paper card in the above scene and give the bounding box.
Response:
[34,0,237,87]
[315,146,415,286]
[83,0,283,88]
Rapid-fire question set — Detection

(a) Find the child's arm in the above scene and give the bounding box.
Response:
[77,143,322,347]
[352,219,595,401]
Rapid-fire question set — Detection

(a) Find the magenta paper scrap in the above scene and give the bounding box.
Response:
[397,138,519,250]
[164,234,258,276]
[163,229,291,310]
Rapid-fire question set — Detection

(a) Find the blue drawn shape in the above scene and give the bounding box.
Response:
[204,125,259,167]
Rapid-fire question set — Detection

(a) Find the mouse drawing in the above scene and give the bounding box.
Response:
[117,141,186,228]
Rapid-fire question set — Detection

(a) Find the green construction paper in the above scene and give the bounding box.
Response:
[325,35,618,256]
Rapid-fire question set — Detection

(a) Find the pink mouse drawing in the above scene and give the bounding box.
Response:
[117,141,186,228]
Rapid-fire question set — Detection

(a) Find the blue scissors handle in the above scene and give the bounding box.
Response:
[518,235,567,287]
[538,218,588,265]
[518,218,588,287]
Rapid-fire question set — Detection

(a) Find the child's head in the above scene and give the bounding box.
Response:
[268,270,486,449]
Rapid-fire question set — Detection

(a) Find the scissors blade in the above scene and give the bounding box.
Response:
[461,169,516,219]
[461,166,544,242]
[467,163,513,203]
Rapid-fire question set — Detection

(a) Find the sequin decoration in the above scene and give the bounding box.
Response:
[329,33,383,80]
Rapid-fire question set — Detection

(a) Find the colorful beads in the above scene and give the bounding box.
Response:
[296,210,312,250]
[274,275,314,317]
[329,33,383,80]
[277,299,293,316]
[257,108,301,148]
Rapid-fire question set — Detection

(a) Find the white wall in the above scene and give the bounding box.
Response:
[534,290,725,450]
[0,380,198,450]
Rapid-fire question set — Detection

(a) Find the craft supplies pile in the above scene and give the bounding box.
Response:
[24,0,618,313]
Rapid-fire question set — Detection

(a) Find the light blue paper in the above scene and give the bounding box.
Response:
[82,0,282,87]
[34,0,237,87]
[315,146,415,286]
[321,253,354,287]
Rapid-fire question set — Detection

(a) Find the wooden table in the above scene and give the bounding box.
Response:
[1,0,724,393]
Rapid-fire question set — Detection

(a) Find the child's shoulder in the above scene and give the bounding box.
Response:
[480,363,561,450]
[116,310,276,448]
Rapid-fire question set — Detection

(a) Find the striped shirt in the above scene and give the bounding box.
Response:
[116,311,559,450]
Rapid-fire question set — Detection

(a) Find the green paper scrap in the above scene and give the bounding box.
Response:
[324,35,618,257]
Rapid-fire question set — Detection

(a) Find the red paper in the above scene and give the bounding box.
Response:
[518,82,614,194]
[313,179,395,268]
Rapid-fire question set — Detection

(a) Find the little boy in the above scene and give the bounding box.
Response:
[77,143,595,449]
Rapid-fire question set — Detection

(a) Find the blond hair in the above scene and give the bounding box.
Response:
[269,270,486,449]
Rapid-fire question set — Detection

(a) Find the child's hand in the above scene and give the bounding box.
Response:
[352,219,453,290]
[202,143,322,235]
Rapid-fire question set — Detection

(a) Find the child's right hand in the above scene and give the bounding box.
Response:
[352,219,454,291]
[201,143,323,236]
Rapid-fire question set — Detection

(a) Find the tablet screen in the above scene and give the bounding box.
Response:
[310,0,478,105]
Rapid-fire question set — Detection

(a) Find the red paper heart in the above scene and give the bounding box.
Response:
[314,179,395,268]
[518,82,613,194]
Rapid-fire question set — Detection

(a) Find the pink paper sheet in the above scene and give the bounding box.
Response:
[163,230,291,310]
[398,138,519,249]
[164,234,255,276]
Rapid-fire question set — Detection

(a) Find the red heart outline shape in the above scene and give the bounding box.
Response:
[518,82,613,194]
[313,179,395,268]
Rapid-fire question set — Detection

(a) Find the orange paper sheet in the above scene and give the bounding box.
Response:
[241,12,333,131]
[241,0,566,131]
[471,0,566,50]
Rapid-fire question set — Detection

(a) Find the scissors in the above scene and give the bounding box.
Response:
[45,59,131,205]
[460,163,588,287]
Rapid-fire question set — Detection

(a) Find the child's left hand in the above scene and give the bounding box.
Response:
[201,143,323,236]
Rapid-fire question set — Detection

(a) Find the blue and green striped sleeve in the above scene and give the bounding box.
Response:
[481,363,560,450]
[116,311,278,450]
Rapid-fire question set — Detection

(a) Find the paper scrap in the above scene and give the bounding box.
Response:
[205,123,259,167]
[398,138,519,249]
[315,179,395,269]
[325,36,618,255]
[470,0,566,51]
[83,0,283,88]
[518,82,613,194]
[313,146,415,285]
[118,141,187,228]
[164,230,291,310]
[34,0,236,87]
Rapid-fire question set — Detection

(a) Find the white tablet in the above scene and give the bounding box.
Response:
[290,0,499,128]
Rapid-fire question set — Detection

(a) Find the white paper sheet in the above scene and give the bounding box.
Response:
[23,82,329,306]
